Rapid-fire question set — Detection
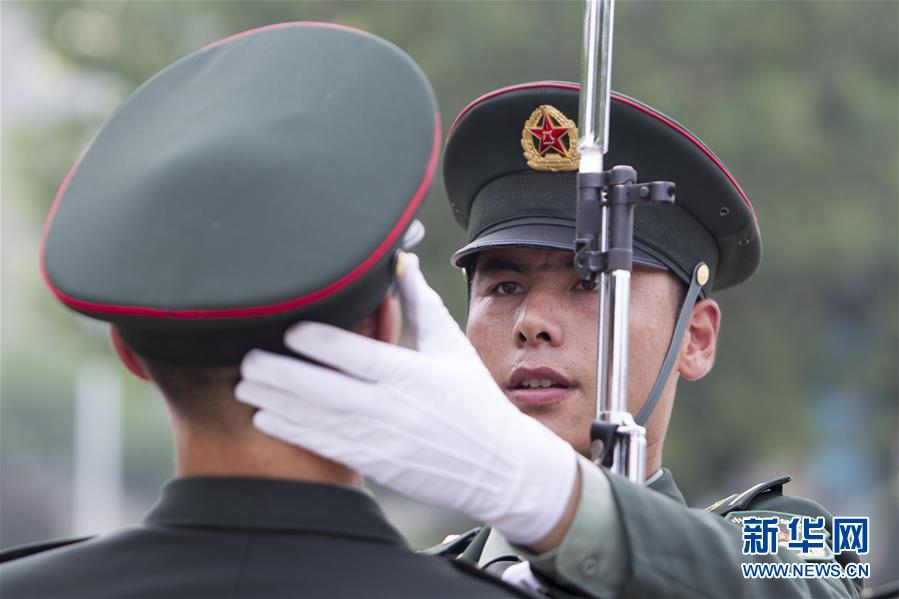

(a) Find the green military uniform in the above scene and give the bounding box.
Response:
[1,478,534,598]
[443,458,862,598]
[0,23,533,599]
[434,83,863,598]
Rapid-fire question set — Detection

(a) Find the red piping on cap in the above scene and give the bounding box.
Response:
[39,149,84,305]
[40,115,441,319]
[40,21,440,320]
[202,21,374,51]
[448,82,579,133]
[448,81,755,220]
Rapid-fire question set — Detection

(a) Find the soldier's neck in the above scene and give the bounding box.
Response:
[646,448,662,478]
[170,415,362,487]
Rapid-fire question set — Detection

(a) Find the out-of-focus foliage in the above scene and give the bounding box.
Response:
[2,0,896,584]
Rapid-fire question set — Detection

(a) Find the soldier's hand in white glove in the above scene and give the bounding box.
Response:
[236,253,578,547]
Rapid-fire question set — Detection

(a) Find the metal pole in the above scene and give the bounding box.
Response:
[578,0,614,161]
[578,0,629,443]
[578,0,611,460]
[577,0,646,483]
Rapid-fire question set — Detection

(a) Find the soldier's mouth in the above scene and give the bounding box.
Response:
[507,366,575,406]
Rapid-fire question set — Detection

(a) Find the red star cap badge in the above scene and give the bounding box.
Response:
[528,113,569,156]
[521,105,580,172]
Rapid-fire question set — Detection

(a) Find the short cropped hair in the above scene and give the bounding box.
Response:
[140,357,241,424]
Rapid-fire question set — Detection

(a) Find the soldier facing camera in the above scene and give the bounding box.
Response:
[238,83,864,598]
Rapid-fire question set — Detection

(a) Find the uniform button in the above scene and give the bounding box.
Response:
[581,557,599,577]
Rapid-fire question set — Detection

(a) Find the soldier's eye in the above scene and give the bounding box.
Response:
[575,279,597,291]
[493,282,523,296]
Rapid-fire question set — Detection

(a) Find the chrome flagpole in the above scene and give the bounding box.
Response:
[575,0,674,483]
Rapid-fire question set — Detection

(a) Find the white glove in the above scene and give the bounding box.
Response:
[236,253,577,546]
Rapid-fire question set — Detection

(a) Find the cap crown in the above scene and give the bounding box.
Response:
[42,23,439,364]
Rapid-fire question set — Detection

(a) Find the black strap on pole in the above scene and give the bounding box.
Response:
[577,167,675,472]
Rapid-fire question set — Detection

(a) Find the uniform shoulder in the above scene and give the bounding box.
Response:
[0,536,103,599]
[1,528,534,599]
[703,475,863,578]
[703,475,793,516]
[746,489,834,520]
[0,536,91,564]
[703,475,838,522]
[381,545,533,598]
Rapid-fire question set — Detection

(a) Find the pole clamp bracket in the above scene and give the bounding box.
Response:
[574,165,676,282]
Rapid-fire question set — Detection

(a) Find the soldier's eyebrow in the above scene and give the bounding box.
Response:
[475,257,525,275]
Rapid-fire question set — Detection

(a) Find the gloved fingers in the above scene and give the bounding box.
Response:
[236,378,348,417]
[254,409,506,503]
[252,410,427,486]
[281,322,417,383]
[240,348,382,411]
[242,373,514,477]
[253,410,360,468]
[395,252,473,356]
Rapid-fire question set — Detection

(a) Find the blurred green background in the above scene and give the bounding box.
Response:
[2,0,896,586]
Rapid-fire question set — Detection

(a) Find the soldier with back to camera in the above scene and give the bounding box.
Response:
[0,22,541,599]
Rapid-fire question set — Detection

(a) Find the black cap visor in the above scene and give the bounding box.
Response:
[451,221,668,273]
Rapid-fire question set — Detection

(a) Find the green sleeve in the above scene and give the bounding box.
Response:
[517,455,627,598]
[520,459,860,599]
[605,470,859,598]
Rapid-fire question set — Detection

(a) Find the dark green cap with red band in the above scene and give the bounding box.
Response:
[41,22,439,366]
[443,82,761,292]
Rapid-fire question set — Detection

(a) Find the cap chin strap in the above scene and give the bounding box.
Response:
[635,262,708,426]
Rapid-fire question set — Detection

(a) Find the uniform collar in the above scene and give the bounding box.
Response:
[144,476,407,547]
[646,467,686,505]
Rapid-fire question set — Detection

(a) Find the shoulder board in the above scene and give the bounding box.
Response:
[704,476,791,516]
[419,527,482,557]
[0,536,93,564]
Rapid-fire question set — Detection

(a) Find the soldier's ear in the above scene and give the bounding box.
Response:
[373,292,401,345]
[352,294,401,346]
[677,298,720,381]
[109,326,151,381]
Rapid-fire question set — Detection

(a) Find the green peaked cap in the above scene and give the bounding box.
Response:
[42,22,440,365]
[444,82,760,292]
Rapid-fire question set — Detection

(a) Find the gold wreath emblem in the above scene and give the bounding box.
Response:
[521,105,580,172]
